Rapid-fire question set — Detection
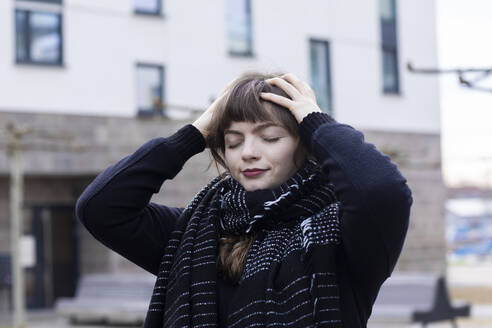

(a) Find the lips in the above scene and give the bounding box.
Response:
[242,168,269,178]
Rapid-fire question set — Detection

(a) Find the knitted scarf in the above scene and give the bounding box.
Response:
[144,160,343,328]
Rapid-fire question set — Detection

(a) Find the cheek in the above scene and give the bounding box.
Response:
[224,149,238,170]
[272,141,298,163]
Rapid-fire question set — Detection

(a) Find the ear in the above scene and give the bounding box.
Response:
[293,142,308,169]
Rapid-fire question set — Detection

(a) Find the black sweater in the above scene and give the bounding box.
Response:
[75,112,413,327]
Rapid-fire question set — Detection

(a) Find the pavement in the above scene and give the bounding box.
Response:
[367,306,492,327]
[2,264,492,328]
[1,307,492,328]
[368,263,492,328]
[0,310,491,328]
[1,310,139,328]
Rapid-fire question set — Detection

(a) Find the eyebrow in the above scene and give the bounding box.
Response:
[224,122,281,136]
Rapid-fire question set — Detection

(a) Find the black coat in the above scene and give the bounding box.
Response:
[76,112,413,327]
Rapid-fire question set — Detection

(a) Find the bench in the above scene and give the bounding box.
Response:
[55,273,155,325]
[369,273,471,327]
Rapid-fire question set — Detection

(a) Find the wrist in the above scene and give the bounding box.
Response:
[298,112,337,149]
[296,107,322,123]
[191,120,207,139]
[168,124,207,161]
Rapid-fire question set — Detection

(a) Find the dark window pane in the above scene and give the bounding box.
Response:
[380,0,399,93]
[15,9,62,65]
[310,40,332,115]
[20,0,63,3]
[227,0,252,55]
[382,49,399,92]
[137,65,163,112]
[15,10,28,62]
[135,0,160,14]
[381,20,397,47]
[29,12,61,63]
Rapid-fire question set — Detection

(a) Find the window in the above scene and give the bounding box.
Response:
[15,9,63,65]
[309,39,333,115]
[24,0,62,3]
[136,64,164,116]
[380,0,399,94]
[134,0,161,15]
[226,0,253,56]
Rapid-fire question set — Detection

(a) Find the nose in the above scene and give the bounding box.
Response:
[241,138,260,161]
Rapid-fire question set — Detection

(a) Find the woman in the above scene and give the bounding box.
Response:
[76,72,413,327]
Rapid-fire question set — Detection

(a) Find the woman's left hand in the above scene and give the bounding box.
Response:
[260,73,322,123]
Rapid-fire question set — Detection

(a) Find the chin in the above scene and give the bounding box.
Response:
[244,180,278,191]
[240,180,265,191]
[242,184,262,192]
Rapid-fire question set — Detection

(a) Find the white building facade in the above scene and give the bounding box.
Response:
[0,0,440,132]
[0,0,444,310]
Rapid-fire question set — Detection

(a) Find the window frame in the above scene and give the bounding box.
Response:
[17,0,63,5]
[134,0,162,16]
[21,0,63,3]
[14,8,64,66]
[136,63,165,117]
[380,0,400,94]
[226,0,254,57]
[309,38,333,116]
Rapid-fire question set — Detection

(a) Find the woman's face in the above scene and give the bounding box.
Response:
[223,120,305,191]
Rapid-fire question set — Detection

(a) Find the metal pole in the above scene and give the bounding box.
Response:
[10,142,25,328]
[7,123,31,328]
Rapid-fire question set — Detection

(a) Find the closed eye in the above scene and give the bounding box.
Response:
[226,137,281,149]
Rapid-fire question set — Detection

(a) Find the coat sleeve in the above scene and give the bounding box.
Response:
[299,112,413,301]
[75,124,206,275]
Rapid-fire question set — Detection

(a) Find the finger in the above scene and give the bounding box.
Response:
[281,73,314,96]
[265,77,301,100]
[260,92,294,110]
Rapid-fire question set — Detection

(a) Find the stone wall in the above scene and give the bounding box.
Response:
[0,110,446,282]
[363,129,446,274]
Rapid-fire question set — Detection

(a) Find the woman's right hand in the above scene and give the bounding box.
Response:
[192,81,233,142]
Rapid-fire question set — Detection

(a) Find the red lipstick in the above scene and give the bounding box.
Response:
[242,168,268,177]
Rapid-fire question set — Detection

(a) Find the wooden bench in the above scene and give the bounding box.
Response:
[55,273,155,325]
[369,273,471,327]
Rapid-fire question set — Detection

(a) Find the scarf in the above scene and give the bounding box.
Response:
[144,160,343,327]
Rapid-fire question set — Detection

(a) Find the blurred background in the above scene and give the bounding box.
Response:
[0,0,491,327]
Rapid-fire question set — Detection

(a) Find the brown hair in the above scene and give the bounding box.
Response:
[216,233,255,283]
[207,71,310,283]
[206,71,307,171]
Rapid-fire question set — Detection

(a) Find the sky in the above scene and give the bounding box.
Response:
[438,0,492,188]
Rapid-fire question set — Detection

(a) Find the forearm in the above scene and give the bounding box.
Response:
[75,124,206,274]
[299,112,412,281]
[76,124,205,225]
[299,112,411,204]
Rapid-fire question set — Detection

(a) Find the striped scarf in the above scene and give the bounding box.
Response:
[144,160,343,327]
